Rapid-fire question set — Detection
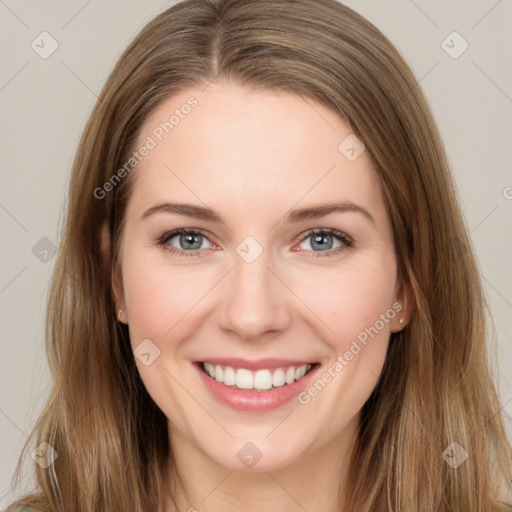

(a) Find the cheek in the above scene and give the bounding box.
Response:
[120,242,226,350]
[120,250,208,425]
[292,259,397,422]
[297,254,397,354]
[122,259,203,340]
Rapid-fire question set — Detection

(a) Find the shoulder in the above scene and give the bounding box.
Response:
[3,508,37,512]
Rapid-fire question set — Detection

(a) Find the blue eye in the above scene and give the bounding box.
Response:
[297,229,353,257]
[158,228,213,257]
[157,228,353,258]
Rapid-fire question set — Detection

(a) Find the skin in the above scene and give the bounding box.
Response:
[105,81,410,512]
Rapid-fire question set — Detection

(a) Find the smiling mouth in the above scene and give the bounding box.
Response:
[198,361,318,392]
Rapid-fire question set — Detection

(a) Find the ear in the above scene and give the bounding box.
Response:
[100,221,127,324]
[390,272,413,333]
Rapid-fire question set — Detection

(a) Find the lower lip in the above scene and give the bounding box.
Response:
[194,362,319,412]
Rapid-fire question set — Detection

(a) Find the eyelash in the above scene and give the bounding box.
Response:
[157,228,353,258]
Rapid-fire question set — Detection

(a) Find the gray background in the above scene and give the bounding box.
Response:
[0,0,511,506]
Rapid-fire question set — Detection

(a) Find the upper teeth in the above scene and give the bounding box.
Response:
[202,363,312,391]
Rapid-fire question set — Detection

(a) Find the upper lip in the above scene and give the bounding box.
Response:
[195,358,317,371]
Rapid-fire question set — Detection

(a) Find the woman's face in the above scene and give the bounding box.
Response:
[113,82,407,472]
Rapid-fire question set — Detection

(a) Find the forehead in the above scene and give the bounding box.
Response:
[127,82,385,225]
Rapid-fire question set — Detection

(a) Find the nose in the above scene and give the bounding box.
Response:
[216,250,292,341]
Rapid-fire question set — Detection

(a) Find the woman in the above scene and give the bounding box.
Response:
[6,0,512,510]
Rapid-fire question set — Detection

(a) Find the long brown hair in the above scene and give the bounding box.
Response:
[7,0,512,510]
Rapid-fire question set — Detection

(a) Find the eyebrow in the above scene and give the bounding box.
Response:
[142,200,376,226]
